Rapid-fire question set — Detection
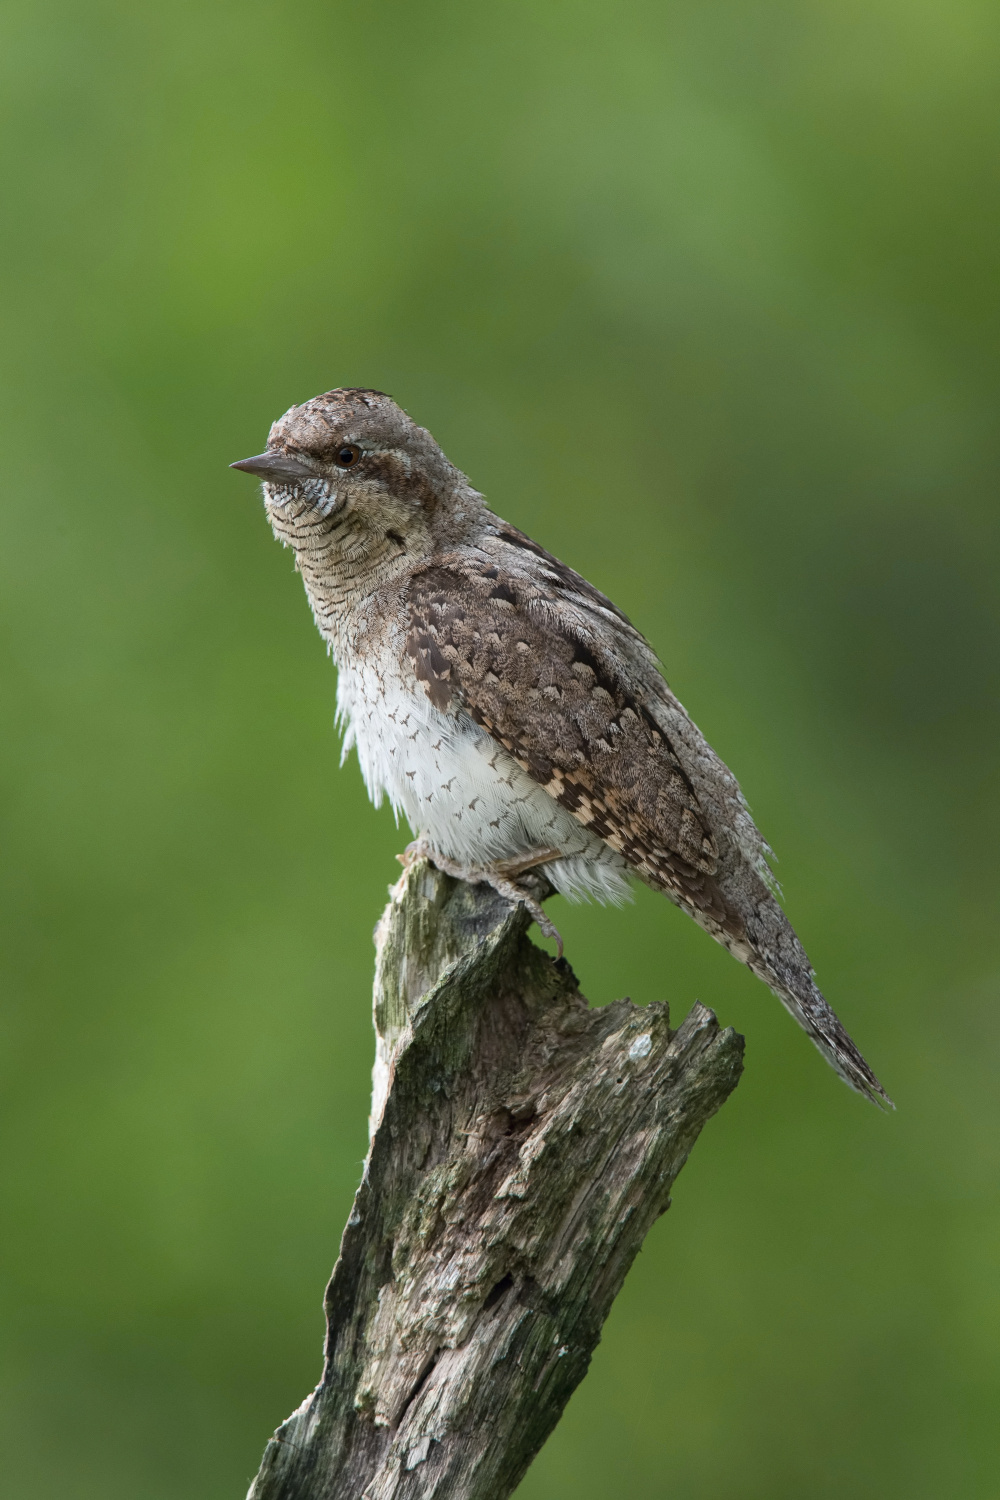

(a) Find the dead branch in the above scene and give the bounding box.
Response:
[247,861,743,1500]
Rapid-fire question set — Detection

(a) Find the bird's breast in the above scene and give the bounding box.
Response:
[333,648,630,903]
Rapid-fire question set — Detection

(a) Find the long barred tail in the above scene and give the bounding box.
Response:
[763,967,891,1107]
[739,891,892,1108]
[679,869,893,1108]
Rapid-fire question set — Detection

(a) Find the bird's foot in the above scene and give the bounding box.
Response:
[397,840,564,956]
[397,838,431,871]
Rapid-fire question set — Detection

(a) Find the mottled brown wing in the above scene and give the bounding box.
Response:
[405,556,726,914]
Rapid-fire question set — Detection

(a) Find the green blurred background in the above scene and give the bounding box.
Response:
[2,1,998,1495]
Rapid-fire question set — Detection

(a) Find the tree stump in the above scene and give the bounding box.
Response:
[247,860,743,1500]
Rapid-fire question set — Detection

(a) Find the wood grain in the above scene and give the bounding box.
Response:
[246,862,743,1500]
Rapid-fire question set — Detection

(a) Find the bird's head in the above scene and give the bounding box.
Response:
[231,388,480,565]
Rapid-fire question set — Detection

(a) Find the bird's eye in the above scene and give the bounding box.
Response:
[334,444,361,468]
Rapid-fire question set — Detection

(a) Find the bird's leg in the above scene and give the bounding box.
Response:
[491,847,563,879]
[397,840,564,956]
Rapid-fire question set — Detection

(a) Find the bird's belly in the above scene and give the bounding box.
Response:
[336,658,631,904]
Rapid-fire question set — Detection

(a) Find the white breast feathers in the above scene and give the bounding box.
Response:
[334,654,631,905]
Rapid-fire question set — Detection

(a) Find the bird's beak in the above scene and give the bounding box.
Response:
[230,450,316,481]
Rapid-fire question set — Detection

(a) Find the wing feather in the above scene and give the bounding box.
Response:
[405,550,729,923]
[404,538,891,1106]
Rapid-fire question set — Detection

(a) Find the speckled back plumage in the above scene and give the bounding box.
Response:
[232,388,891,1107]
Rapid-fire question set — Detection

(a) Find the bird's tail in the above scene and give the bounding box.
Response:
[713,883,893,1108]
[757,962,892,1108]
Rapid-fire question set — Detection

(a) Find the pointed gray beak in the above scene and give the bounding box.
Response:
[230,450,316,481]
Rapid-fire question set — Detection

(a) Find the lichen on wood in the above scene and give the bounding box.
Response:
[247,861,744,1500]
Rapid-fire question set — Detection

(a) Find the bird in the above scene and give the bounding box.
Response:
[231,387,890,1107]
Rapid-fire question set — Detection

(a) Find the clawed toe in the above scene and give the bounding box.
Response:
[395,842,563,956]
[397,838,432,869]
[485,874,564,957]
[519,896,564,958]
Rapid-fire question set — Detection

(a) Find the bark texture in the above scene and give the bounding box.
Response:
[247,861,743,1500]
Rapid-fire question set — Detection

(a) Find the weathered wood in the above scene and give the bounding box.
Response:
[247,861,743,1500]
